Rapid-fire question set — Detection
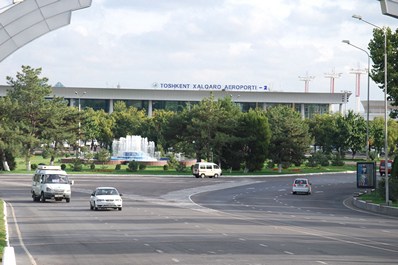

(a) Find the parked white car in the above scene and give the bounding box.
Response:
[292,178,312,195]
[90,187,123,211]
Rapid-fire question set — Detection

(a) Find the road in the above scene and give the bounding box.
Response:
[0,173,397,265]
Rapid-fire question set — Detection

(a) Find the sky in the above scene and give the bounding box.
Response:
[1,0,398,111]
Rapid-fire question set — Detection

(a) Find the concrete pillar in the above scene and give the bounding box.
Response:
[109,99,114,113]
[148,100,153,117]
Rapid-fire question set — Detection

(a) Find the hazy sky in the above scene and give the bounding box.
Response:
[1,0,398,111]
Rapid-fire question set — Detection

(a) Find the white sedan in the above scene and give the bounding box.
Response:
[90,187,123,211]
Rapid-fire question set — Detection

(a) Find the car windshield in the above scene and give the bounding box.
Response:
[43,174,68,184]
[96,189,119,196]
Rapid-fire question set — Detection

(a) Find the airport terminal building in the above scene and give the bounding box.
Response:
[0,84,351,119]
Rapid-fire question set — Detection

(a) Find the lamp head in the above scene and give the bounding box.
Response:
[352,14,362,20]
[342,40,350,44]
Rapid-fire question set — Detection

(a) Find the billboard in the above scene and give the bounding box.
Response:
[356,162,376,189]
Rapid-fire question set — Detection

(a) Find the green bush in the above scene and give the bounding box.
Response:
[60,164,66,170]
[95,149,110,163]
[331,154,345,166]
[176,163,187,172]
[266,160,274,169]
[115,164,121,171]
[282,162,291,169]
[127,160,139,172]
[377,178,398,202]
[90,163,96,170]
[163,164,169,171]
[139,164,146,171]
[306,152,330,167]
[31,164,38,170]
[69,159,83,171]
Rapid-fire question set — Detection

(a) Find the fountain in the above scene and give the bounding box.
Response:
[111,135,157,162]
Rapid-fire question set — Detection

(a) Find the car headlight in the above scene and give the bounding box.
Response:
[96,199,105,202]
[46,187,53,192]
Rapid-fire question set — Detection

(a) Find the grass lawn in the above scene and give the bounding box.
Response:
[0,200,5,262]
[359,191,398,207]
[8,155,357,175]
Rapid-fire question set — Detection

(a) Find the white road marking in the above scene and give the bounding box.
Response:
[7,202,37,265]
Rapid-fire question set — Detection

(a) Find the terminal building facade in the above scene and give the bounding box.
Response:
[0,85,351,119]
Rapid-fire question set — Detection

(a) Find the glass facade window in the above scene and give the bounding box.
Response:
[80,99,109,112]
[152,101,189,112]
[118,100,148,111]
[300,104,329,119]
[236,102,258,112]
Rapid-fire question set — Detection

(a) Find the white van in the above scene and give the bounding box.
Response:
[192,162,222,178]
[31,165,74,203]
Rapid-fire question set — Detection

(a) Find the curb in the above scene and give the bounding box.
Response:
[352,197,398,217]
[2,201,16,265]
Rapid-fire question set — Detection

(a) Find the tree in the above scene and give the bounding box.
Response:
[141,109,176,154]
[165,95,241,165]
[307,113,340,154]
[371,117,385,155]
[368,27,398,118]
[5,66,77,170]
[92,109,114,149]
[267,105,311,171]
[0,96,21,170]
[111,101,147,139]
[238,109,271,172]
[339,111,366,159]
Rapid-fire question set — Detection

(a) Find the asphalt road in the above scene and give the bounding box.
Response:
[1,173,397,265]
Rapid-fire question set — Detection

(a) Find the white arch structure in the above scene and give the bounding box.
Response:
[0,0,92,62]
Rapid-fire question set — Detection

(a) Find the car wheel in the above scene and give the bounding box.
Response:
[200,173,206,178]
[94,203,98,211]
[40,192,46,203]
[90,203,94,210]
[32,193,39,202]
[292,191,296,195]
[214,174,219,178]
[118,207,122,211]
[66,198,70,203]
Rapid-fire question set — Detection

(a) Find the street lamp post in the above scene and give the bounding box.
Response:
[342,40,370,161]
[352,15,389,205]
[75,91,86,156]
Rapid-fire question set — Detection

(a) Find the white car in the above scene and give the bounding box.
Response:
[292,178,312,195]
[90,187,123,211]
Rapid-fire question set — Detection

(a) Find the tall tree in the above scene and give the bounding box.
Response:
[368,27,398,117]
[267,105,311,171]
[370,117,385,155]
[0,96,20,170]
[40,97,80,164]
[238,109,271,172]
[111,101,147,139]
[5,66,74,170]
[307,113,340,154]
[339,111,366,158]
[166,95,241,164]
